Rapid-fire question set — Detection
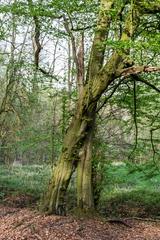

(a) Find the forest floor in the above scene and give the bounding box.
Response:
[0,203,160,240]
[1,164,160,239]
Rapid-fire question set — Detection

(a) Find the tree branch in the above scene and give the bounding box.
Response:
[135,0,160,14]
[91,1,139,99]
[87,0,114,81]
[130,75,160,93]
[38,68,59,81]
[96,78,124,112]
[63,15,85,94]
[28,0,42,69]
[120,65,160,78]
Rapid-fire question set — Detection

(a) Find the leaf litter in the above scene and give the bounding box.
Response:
[0,205,160,240]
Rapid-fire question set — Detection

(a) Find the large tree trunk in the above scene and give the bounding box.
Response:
[41,53,123,214]
[41,97,97,214]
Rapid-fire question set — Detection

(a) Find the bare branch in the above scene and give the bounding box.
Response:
[38,68,59,81]
[96,78,124,112]
[130,75,160,93]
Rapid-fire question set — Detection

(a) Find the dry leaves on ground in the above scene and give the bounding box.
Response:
[0,205,160,240]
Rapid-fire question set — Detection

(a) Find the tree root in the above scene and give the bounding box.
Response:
[107,219,132,228]
[106,216,160,228]
[125,217,160,222]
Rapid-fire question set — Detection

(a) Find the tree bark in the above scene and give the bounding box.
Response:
[41,95,97,214]
[77,112,96,210]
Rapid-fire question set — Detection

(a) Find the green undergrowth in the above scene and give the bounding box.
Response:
[0,164,51,203]
[99,162,160,217]
[0,162,160,217]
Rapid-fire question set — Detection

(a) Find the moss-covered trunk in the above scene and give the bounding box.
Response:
[41,97,97,214]
[41,153,74,215]
[77,113,95,211]
[41,53,123,214]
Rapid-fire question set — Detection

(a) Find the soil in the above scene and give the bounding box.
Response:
[0,204,160,240]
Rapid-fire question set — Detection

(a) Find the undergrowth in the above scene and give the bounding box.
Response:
[99,162,160,217]
[0,164,51,202]
[0,162,160,216]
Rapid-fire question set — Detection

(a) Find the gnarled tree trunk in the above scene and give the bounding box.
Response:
[41,96,97,214]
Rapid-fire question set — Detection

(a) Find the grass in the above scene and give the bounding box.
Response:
[0,162,160,217]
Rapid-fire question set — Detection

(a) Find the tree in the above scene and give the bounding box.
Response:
[41,0,160,214]
[0,0,159,215]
